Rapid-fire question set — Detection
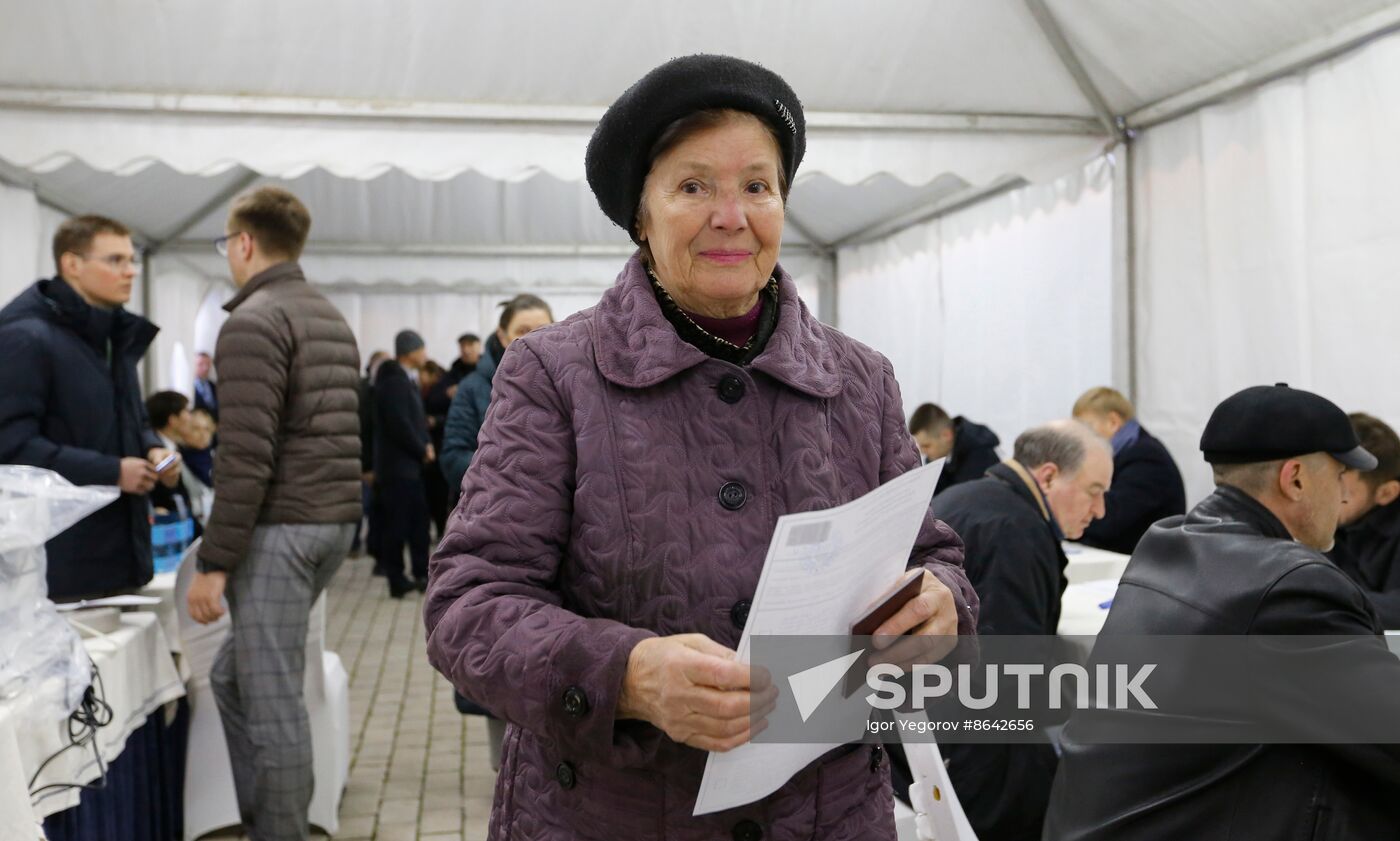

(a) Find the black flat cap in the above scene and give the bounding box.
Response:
[1201,383,1377,470]
[585,54,805,241]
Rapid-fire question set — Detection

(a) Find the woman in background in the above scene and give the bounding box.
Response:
[438,292,554,771]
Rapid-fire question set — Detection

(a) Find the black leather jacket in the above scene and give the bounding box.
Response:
[1044,485,1400,840]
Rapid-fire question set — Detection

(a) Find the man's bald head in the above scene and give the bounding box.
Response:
[1014,420,1114,539]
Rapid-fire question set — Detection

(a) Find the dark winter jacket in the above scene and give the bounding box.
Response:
[373,359,429,483]
[933,416,1001,496]
[0,278,160,598]
[357,375,376,474]
[424,256,976,841]
[1329,500,1400,628]
[1078,424,1186,554]
[1045,485,1400,840]
[928,460,1065,840]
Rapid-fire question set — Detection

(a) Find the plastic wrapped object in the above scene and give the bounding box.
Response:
[0,466,120,718]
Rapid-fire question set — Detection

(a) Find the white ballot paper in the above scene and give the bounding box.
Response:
[693,459,945,815]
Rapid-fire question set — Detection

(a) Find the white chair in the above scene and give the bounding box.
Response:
[894,711,980,841]
[174,540,351,840]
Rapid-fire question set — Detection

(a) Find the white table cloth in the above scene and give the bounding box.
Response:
[0,612,184,840]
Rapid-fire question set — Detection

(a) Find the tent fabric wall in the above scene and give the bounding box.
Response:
[1134,28,1400,504]
[837,159,1114,449]
[0,180,65,306]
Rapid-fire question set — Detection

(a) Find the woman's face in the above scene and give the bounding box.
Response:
[636,112,785,318]
[497,307,553,350]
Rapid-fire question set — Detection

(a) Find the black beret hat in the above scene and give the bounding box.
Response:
[1201,383,1377,470]
[585,54,806,242]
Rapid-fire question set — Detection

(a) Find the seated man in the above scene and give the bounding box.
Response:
[145,390,206,531]
[1071,386,1186,553]
[908,402,1001,495]
[927,420,1112,841]
[1045,384,1400,840]
[1329,412,1400,627]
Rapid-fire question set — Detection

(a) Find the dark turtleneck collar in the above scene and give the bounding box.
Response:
[647,270,780,366]
[681,297,764,349]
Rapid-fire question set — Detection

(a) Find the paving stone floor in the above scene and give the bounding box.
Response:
[213,552,496,841]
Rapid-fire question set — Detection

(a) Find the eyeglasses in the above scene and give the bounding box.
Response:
[81,253,142,270]
[214,232,245,257]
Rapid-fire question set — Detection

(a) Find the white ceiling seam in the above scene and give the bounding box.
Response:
[0,88,1106,136]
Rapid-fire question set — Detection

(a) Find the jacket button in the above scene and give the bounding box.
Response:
[555,761,577,790]
[732,819,763,841]
[730,599,751,629]
[717,375,745,404]
[561,686,589,718]
[870,744,885,771]
[719,482,747,511]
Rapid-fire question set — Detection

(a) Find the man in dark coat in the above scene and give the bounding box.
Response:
[373,329,434,597]
[1072,386,1187,554]
[355,350,389,563]
[1329,412,1400,627]
[192,351,218,419]
[0,215,179,599]
[925,420,1112,841]
[1045,384,1400,841]
[446,331,481,385]
[909,402,1002,495]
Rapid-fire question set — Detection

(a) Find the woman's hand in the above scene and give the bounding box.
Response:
[618,634,778,753]
[870,570,960,668]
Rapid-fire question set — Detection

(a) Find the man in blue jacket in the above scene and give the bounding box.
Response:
[1072,386,1187,554]
[0,215,180,598]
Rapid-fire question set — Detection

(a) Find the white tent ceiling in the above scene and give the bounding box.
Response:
[3,0,1399,286]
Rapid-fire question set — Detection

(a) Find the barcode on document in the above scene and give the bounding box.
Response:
[786,522,831,546]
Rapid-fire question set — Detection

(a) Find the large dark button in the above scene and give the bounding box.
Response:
[870,744,885,771]
[555,761,577,789]
[561,686,589,718]
[719,482,748,511]
[717,375,746,404]
[730,599,751,629]
[732,819,763,841]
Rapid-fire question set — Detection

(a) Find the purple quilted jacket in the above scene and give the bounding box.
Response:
[424,256,976,840]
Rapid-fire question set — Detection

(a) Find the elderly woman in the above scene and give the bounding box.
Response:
[425,55,977,840]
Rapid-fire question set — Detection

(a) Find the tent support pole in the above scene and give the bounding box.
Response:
[141,250,154,389]
[1023,0,1123,139]
[1110,142,1137,402]
[830,176,1027,251]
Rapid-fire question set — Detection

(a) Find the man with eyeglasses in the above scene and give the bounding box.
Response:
[0,214,181,600]
[189,187,361,841]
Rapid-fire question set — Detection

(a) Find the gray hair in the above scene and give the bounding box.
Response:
[1013,419,1111,475]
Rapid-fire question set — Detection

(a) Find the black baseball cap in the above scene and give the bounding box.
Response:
[1201,383,1377,470]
